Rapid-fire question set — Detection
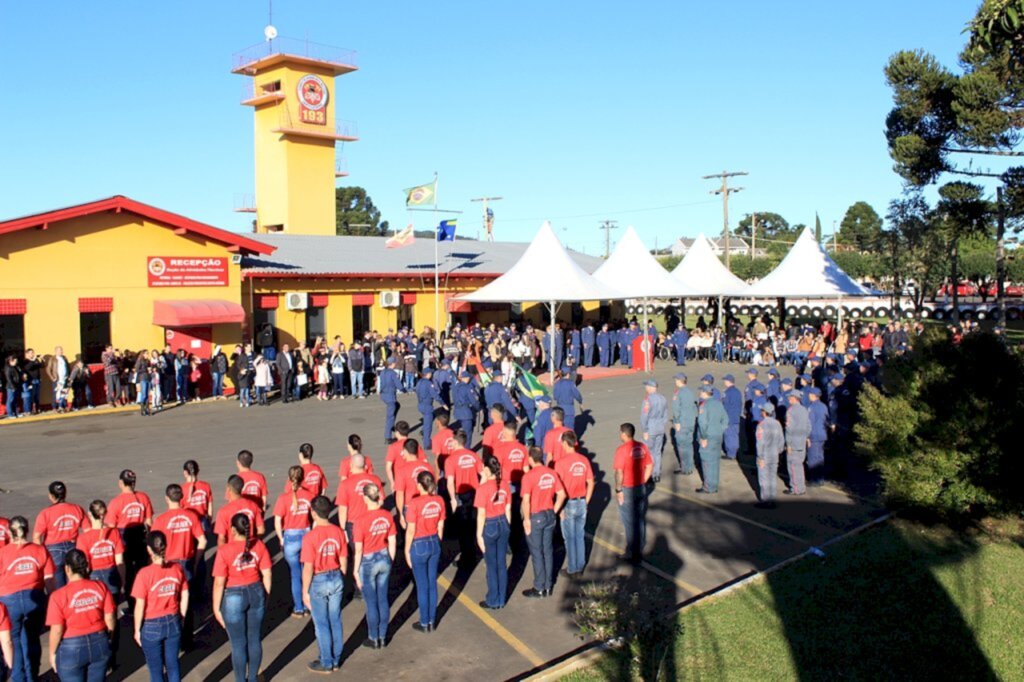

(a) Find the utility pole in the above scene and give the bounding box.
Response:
[599,219,619,258]
[470,196,503,241]
[997,186,1006,325]
[702,170,747,269]
[750,213,757,260]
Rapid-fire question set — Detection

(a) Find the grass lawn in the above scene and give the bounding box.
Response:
[563,518,1024,681]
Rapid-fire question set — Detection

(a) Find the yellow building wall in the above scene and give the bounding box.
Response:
[0,212,245,358]
[250,62,339,236]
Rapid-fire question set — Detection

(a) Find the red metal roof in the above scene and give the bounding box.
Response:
[153,299,246,327]
[0,196,275,256]
[242,271,497,280]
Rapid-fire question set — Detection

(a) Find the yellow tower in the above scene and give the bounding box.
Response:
[232,38,357,236]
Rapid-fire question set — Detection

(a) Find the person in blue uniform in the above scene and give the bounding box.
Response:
[596,324,612,367]
[544,324,564,372]
[743,368,759,405]
[671,373,698,475]
[379,356,401,444]
[433,360,454,408]
[721,375,742,459]
[670,326,689,366]
[765,367,781,405]
[552,370,583,434]
[515,387,537,443]
[452,371,479,442]
[532,395,553,449]
[776,376,793,425]
[484,371,518,423]
[696,386,729,493]
[568,328,582,367]
[617,326,631,366]
[700,373,722,401]
[416,368,441,449]
[581,323,596,367]
[806,387,829,486]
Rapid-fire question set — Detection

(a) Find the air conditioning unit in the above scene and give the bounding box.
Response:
[380,290,400,308]
[286,292,308,311]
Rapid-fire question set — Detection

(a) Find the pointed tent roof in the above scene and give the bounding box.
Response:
[459,221,625,302]
[670,232,748,296]
[592,226,700,297]
[743,227,869,298]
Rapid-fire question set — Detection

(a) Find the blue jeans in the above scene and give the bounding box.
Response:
[359,551,392,641]
[21,387,32,415]
[55,631,110,682]
[410,536,440,626]
[222,583,265,682]
[350,371,364,397]
[140,614,181,682]
[136,379,150,405]
[0,589,46,682]
[239,387,251,406]
[403,372,415,392]
[282,529,308,614]
[618,486,649,560]
[561,499,587,574]
[483,517,510,607]
[176,373,188,401]
[212,372,224,397]
[91,567,122,597]
[5,388,18,417]
[526,510,555,592]
[309,570,344,668]
[332,373,345,396]
[47,541,76,589]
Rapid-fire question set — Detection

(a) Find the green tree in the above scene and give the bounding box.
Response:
[936,181,993,314]
[960,237,998,301]
[734,212,789,238]
[884,1,1024,320]
[815,213,822,242]
[839,201,884,251]
[832,251,883,281]
[885,192,948,312]
[335,186,389,236]
[729,256,778,281]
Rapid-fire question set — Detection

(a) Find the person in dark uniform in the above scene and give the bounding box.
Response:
[483,371,518,427]
[275,344,295,404]
[784,391,811,495]
[670,326,689,366]
[671,373,698,476]
[433,360,454,409]
[581,322,596,367]
[721,375,742,460]
[552,371,583,434]
[379,357,401,444]
[596,324,612,367]
[532,395,553,449]
[416,368,441,450]
[696,386,729,494]
[452,372,479,442]
[806,387,829,486]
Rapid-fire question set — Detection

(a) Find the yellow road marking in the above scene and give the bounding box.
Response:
[652,486,810,545]
[587,533,702,596]
[437,574,545,667]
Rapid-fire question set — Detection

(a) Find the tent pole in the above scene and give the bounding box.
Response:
[717,295,723,327]
[549,299,556,385]
[837,295,844,329]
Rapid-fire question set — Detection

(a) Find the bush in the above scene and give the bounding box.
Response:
[856,327,1024,518]
[574,576,682,681]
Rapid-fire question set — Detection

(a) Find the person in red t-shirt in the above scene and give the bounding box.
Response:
[274,466,314,617]
[152,484,207,650]
[287,443,327,497]
[300,496,347,673]
[213,514,272,682]
[613,422,654,563]
[338,434,376,483]
[234,450,268,510]
[0,517,10,549]
[474,455,512,609]
[543,409,572,466]
[33,481,87,590]
[394,440,435,529]
[405,472,446,631]
[481,406,506,453]
[444,431,484,566]
[182,460,214,530]
[352,483,396,649]
[46,548,115,681]
[553,431,594,576]
[0,516,55,681]
[493,422,528,490]
[430,411,457,476]
[215,475,266,546]
[384,422,425,491]
[131,531,188,682]
[335,456,382,553]
[520,447,566,598]
[105,470,153,606]
[77,500,126,596]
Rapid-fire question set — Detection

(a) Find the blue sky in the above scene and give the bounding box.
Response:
[0,1,979,254]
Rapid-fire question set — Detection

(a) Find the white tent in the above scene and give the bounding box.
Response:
[458,221,625,379]
[670,232,748,297]
[743,227,869,298]
[592,225,700,370]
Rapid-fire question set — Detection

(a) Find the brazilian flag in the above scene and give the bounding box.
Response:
[515,364,548,401]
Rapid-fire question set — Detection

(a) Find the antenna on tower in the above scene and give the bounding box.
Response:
[264,0,277,44]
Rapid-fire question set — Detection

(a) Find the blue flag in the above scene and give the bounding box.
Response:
[437,219,457,242]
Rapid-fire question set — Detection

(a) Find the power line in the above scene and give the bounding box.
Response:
[702,171,747,269]
[496,198,720,224]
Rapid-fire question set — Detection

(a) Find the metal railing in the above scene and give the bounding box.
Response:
[335,157,349,176]
[232,37,358,72]
[240,80,285,102]
[277,107,358,139]
[233,193,256,212]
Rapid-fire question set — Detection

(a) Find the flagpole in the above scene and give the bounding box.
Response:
[433,172,440,339]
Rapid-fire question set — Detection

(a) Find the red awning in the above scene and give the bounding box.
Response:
[153,299,245,327]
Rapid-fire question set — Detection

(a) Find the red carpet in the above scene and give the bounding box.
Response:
[538,365,640,385]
